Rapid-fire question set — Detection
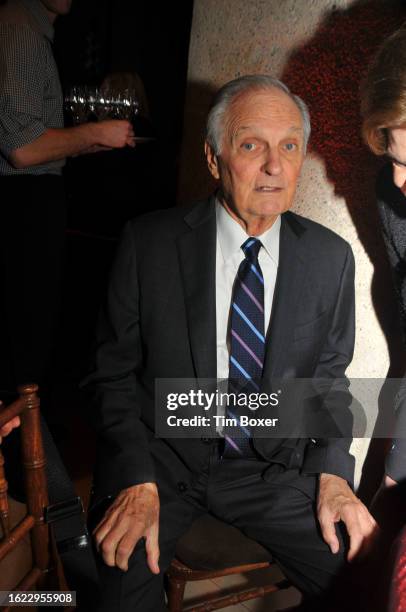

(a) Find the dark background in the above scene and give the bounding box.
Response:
[55,0,194,382]
[0,0,194,391]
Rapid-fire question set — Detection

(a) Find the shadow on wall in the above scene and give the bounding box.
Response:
[281,0,406,502]
[177,80,218,204]
[178,0,406,501]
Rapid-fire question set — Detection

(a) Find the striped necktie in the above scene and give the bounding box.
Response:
[223,237,265,458]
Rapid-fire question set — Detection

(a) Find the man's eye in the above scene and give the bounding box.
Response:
[284,143,297,151]
[241,143,256,151]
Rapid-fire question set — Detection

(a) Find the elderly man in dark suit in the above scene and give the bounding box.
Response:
[84,75,376,611]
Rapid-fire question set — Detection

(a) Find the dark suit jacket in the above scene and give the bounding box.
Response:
[377,164,406,339]
[83,197,356,502]
[376,164,406,482]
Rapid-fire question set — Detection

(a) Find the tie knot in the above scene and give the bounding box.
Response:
[242,237,262,262]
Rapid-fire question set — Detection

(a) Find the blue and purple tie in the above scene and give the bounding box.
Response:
[223,237,265,458]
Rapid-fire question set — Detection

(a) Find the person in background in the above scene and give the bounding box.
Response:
[361,24,406,490]
[0,0,135,407]
[361,23,406,611]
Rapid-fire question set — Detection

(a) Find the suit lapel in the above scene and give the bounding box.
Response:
[262,212,307,380]
[177,198,217,381]
[177,204,307,383]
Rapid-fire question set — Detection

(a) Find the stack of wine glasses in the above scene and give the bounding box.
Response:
[65,86,140,124]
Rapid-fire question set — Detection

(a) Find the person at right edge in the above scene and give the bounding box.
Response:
[361,24,406,612]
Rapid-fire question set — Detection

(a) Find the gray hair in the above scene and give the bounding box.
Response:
[206,74,311,155]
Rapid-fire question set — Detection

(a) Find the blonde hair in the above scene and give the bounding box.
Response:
[361,25,406,155]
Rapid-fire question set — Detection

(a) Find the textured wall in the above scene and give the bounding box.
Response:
[179,0,406,488]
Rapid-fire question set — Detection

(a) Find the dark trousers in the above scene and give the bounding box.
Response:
[0,175,66,388]
[92,445,361,612]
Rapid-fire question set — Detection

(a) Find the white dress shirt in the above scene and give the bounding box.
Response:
[215,200,281,382]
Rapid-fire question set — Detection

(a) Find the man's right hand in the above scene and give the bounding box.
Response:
[93,120,136,149]
[93,482,160,573]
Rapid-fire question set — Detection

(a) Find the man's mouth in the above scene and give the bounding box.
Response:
[254,186,283,192]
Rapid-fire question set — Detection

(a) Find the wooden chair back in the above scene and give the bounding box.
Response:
[0,384,53,609]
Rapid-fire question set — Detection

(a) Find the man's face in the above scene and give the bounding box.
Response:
[40,0,72,17]
[387,127,406,195]
[205,88,305,232]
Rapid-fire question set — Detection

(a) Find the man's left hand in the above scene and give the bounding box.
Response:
[318,473,378,561]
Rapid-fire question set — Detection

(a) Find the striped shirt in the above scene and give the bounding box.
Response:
[0,0,64,175]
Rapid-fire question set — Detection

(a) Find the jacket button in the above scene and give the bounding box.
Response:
[178,482,188,493]
[201,437,212,444]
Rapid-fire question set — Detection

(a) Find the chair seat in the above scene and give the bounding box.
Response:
[175,513,272,571]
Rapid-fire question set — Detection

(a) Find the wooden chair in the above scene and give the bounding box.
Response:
[166,513,291,611]
[0,383,57,610]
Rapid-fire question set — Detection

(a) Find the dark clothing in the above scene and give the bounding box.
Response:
[0,0,66,389]
[0,0,64,175]
[0,175,66,385]
[377,163,406,341]
[376,164,406,482]
[91,448,354,612]
[84,197,356,610]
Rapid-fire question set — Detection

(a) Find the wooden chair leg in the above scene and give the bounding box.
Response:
[0,447,10,536]
[19,384,50,578]
[167,576,186,612]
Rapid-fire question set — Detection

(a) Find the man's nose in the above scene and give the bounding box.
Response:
[262,149,282,175]
[393,164,406,193]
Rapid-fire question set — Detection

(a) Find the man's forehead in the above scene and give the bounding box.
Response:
[233,124,303,137]
[224,88,304,142]
[224,88,303,131]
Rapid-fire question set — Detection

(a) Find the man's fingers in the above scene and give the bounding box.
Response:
[346,522,364,562]
[0,415,20,438]
[92,483,160,570]
[347,537,363,562]
[101,519,146,568]
[343,504,379,561]
[95,515,131,567]
[145,522,160,575]
[94,510,147,570]
[114,524,146,571]
[92,506,117,543]
[319,514,340,554]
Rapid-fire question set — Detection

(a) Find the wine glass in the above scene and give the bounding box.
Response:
[86,86,98,120]
[65,86,87,124]
[95,89,113,120]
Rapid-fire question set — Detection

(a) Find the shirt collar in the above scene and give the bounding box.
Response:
[216,198,281,265]
[20,0,54,41]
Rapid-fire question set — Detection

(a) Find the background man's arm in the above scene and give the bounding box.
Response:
[8,121,135,169]
[0,29,134,169]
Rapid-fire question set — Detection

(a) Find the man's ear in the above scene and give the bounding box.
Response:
[205,141,220,180]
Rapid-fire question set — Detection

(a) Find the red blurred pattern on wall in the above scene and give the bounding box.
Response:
[282,1,406,211]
